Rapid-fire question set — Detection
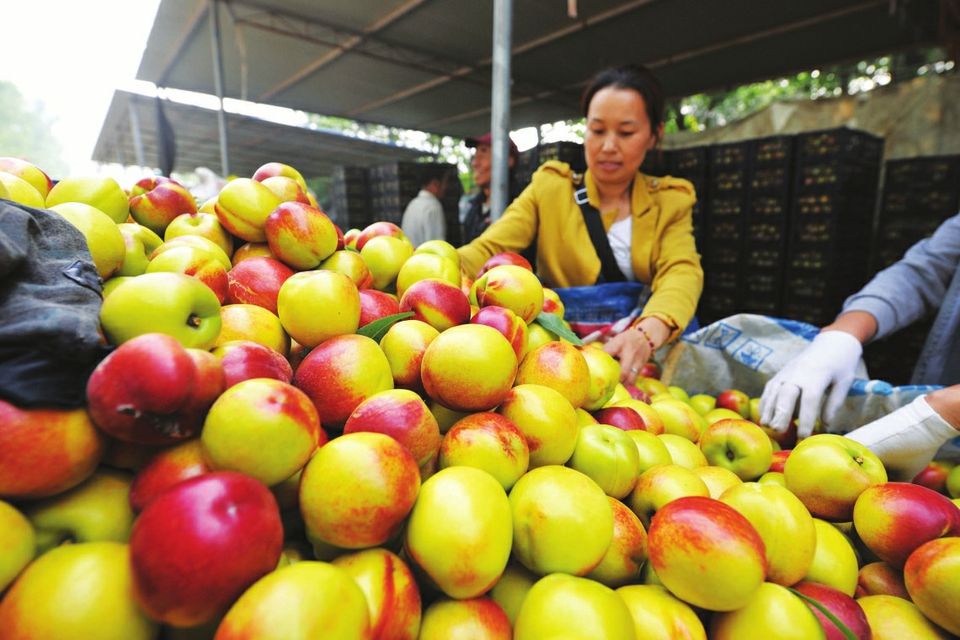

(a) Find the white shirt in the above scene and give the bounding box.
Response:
[401,190,446,248]
[607,215,635,281]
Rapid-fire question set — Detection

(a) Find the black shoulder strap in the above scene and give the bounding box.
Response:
[573,186,627,284]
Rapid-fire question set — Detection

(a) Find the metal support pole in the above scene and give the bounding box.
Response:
[127,99,146,168]
[490,0,513,221]
[209,0,231,176]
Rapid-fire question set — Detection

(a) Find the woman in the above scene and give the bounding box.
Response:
[457,64,703,383]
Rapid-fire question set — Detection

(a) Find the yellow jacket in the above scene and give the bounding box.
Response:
[458,161,703,339]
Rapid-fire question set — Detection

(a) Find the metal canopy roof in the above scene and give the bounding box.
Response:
[92,90,428,177]
[133,0,939,139]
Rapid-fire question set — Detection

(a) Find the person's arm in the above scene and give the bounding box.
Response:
[457,182,539,278]
[846,385,960,480]
[760,214,960,437]
[638,195,703,342]
[843,213,960,340]
[604,185,702,382]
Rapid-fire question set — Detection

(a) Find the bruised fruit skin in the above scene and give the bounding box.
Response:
[86,333,224,446]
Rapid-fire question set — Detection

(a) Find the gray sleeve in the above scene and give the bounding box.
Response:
[842,213,960,340]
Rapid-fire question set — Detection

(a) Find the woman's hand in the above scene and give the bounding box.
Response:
[603,317,671,384]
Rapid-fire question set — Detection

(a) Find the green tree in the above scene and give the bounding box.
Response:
[0,81,66,176]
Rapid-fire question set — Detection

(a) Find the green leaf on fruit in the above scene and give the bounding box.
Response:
[534,312,583,346]
[787,587,858,640]
[357,312,415,342]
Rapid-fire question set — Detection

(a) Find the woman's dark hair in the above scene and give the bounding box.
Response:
[580,64,665,133]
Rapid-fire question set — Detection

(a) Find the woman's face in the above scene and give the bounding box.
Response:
[584,87,660,187]
[471,143,492,190]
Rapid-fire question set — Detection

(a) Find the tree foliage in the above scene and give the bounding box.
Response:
[665,49,952,133]
[0,81,67,176]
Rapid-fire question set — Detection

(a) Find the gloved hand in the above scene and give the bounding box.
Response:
[845,395,959,481]
[759,330,863,438]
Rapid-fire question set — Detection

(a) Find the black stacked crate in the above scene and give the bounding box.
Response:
[515,147,541,190]
[440,166,464,246]
[368,162,423,226]
[699,142,751,323]
[871,155,960,270]
[368,161,462,245]
[668,146,709,246]
[863,320,932,385]
[740,135,795,317]
[536,141,586,173]
[862,154,960,382]
[782,128,884,326]
[328,166,370,229]
[512,142,585,198]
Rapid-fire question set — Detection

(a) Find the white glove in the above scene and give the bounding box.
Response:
[845,395,959,481]
[759,331,863,438]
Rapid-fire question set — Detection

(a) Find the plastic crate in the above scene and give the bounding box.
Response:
[537,142,586,172]
[704,245,740,267]
[752,136,794,168]
[883,155,960,192]
[670,146,709,177]
[862,319,931,385]
[743,244,785,269]
[795,128,884,166]
[641,149,671,177]
[782,298,835,327]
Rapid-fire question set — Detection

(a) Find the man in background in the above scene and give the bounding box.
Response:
[401,165,450,247]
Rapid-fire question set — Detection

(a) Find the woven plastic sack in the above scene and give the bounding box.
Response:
[658,313,948,437]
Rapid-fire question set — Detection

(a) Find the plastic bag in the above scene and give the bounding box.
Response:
[659,313,944,433]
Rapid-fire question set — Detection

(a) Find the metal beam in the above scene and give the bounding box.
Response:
[154,0,211,86]
[490,0,512,221]
[209,0,231,176]
[229,1,575,119]
[260,0,431,101]
[127,100,147,168]
[429,0,889,128]
[350,0,658,118]
[646,0,886,70]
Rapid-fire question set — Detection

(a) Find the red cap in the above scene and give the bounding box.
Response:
[465,132,519,157]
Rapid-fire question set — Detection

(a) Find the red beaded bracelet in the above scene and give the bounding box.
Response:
[635,325,657,352]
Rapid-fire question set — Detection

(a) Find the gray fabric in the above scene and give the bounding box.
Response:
[0,199,110,407]
[400,189,445,248]
[842,213,960,385]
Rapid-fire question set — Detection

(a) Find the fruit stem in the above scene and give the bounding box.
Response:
[187,314,202,328]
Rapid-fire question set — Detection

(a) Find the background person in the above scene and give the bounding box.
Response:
[457,64,703,383]
[760,213,960,478]
[461,132,520,244]
[400,165,450,248]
